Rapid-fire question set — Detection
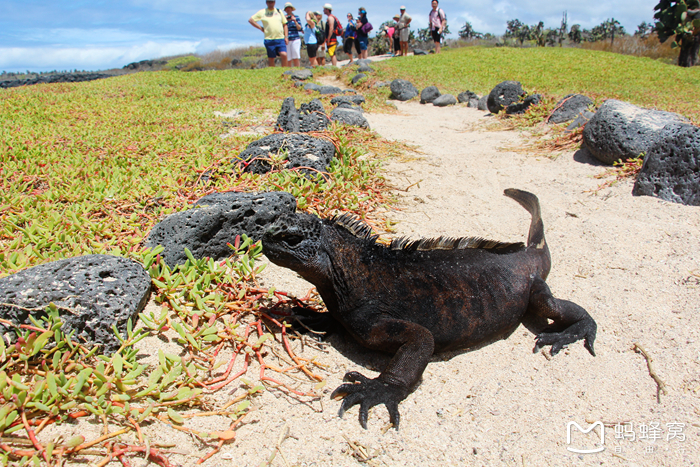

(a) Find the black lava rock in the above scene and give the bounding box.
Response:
[303,83,322,92]
[145,192,297,267]
[433,94,457,107]
[276,97,301,132]
[420,86,441,104]
[330,107,370,128]
[506,94,542,115]
[236,133,336,174]
[357,64,374,73]
[351,73,367,85]
[458,90,479,107]
[583,99,689,165]
[290,69,313,81]
[0,73,112,89]
[318,85,343,95]
[413,48,428,55]
[299,98,330,132]
[566,111,596,132]
[486,81,525,114]
[0,255,151,354]
[477,95,488,111]
[390,79,419,101]
[632,123,700,206]
[549,94,594,124]
[331,95,366,106]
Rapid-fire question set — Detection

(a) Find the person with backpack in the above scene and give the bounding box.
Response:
[323,4,343,66]
[248,0,289,67]
[356,7,371,59]
[343,13,358,64]
[429,0,447,54]
[314,11,326,63]
[304,11,319,66]
[283,2,303,67]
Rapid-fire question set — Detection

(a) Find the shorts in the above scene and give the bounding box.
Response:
[288,38,302,60]
[343,38,354,55]
[264,39,287,58]
[327,41,337,57]
[431,29,442,43]
[307,43,318,58]
[357,36,369,51]
[399,28,409,42]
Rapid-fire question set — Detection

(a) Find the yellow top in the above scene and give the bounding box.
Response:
[252,8,288,40]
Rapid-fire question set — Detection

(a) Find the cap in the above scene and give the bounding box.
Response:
[323,3,332,10]
[400,5,406,9]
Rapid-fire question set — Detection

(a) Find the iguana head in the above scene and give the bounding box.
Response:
[262,213,327,279]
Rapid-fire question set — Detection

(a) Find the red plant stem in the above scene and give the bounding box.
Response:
[21,410,48,463]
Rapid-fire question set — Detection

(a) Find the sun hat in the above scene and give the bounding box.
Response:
[284,2,295,9]
[393,14,400,19]
[323,3,332,10]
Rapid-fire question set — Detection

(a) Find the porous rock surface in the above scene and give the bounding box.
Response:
[357,64,374,73]
[549,94,594,124]
[420,86,441,104]
[330,107,370,128]
[290,69,313,81]
[506,94,542,115]
[458,90,480,107]
[583,99,689,165]
[390,79,419,101]
[486,81,525,114]
[433,94,457,107]
[145,191,297,267]
[351,73,367,84]
[0,255,151,353]
[330,95,366,106]
[632,123,700,206]
[276,97,329,133]
[236,133,336,174]
[318,85,343,95]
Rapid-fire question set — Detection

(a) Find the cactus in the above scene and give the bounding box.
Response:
[654,0,700,66]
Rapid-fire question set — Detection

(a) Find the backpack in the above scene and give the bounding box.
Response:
[315,22,326,43]
[331,14,344,38]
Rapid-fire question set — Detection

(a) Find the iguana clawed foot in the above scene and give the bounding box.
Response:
[331,371,407,429]
[534,318,597,357]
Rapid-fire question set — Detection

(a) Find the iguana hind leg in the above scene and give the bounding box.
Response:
[527,277,597,356]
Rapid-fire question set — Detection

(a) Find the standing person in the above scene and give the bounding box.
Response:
[344,13,358,64]
[249,0,289,67]
[392,15,401,55]
[315,11,326,63]
[397,6,412,57]
[356,7,371,59]
[323,4,342,67]
[304,11,319,66]
[386,15,399,56]
[284,2,302,67]
[428,0,446,54]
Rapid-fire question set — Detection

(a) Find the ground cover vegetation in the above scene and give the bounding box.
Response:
[1,46,698,465]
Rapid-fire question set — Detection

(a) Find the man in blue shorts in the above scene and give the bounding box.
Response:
[249,0,289,67]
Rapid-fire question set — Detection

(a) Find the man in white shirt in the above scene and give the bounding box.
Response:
[428,0,446,54]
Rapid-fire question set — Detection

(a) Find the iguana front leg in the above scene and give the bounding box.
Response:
[527,277,597,356]
[330,318,435,429]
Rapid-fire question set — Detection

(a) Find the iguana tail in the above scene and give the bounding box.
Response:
[503,189,545,250]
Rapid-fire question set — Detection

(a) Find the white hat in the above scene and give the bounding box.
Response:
[323,3,332,10]
[284,2,295,9]
[400,5,406,9]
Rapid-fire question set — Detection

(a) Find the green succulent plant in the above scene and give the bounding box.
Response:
[654,0,700,66]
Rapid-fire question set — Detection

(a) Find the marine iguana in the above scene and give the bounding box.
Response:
[262,189,597,429]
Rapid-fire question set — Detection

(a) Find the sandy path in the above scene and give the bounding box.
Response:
[44,94,699,466]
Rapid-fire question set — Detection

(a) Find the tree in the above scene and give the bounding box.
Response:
[459,22,483,39]
[505,19,531,46]
[569,24,583,43]
[653,0,700,67]
[532,21,546,46]
[587,18,626,45]
[559,11,568,46]
[635,21,654,37]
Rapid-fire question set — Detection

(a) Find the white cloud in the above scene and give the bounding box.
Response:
[0,39,252,73]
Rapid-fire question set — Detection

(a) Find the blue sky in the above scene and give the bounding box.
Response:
[1,1,661,73]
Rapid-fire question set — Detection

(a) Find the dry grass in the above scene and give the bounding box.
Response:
[580,35,680,64]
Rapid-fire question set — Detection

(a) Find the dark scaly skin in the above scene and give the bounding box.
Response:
[262,189,597,429]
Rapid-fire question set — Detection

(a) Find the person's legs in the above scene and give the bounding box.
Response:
[279,51,288,67]
[328,42,338,66]
[431,29,441,53]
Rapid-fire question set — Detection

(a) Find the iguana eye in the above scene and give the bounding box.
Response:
[277,233,303,247]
